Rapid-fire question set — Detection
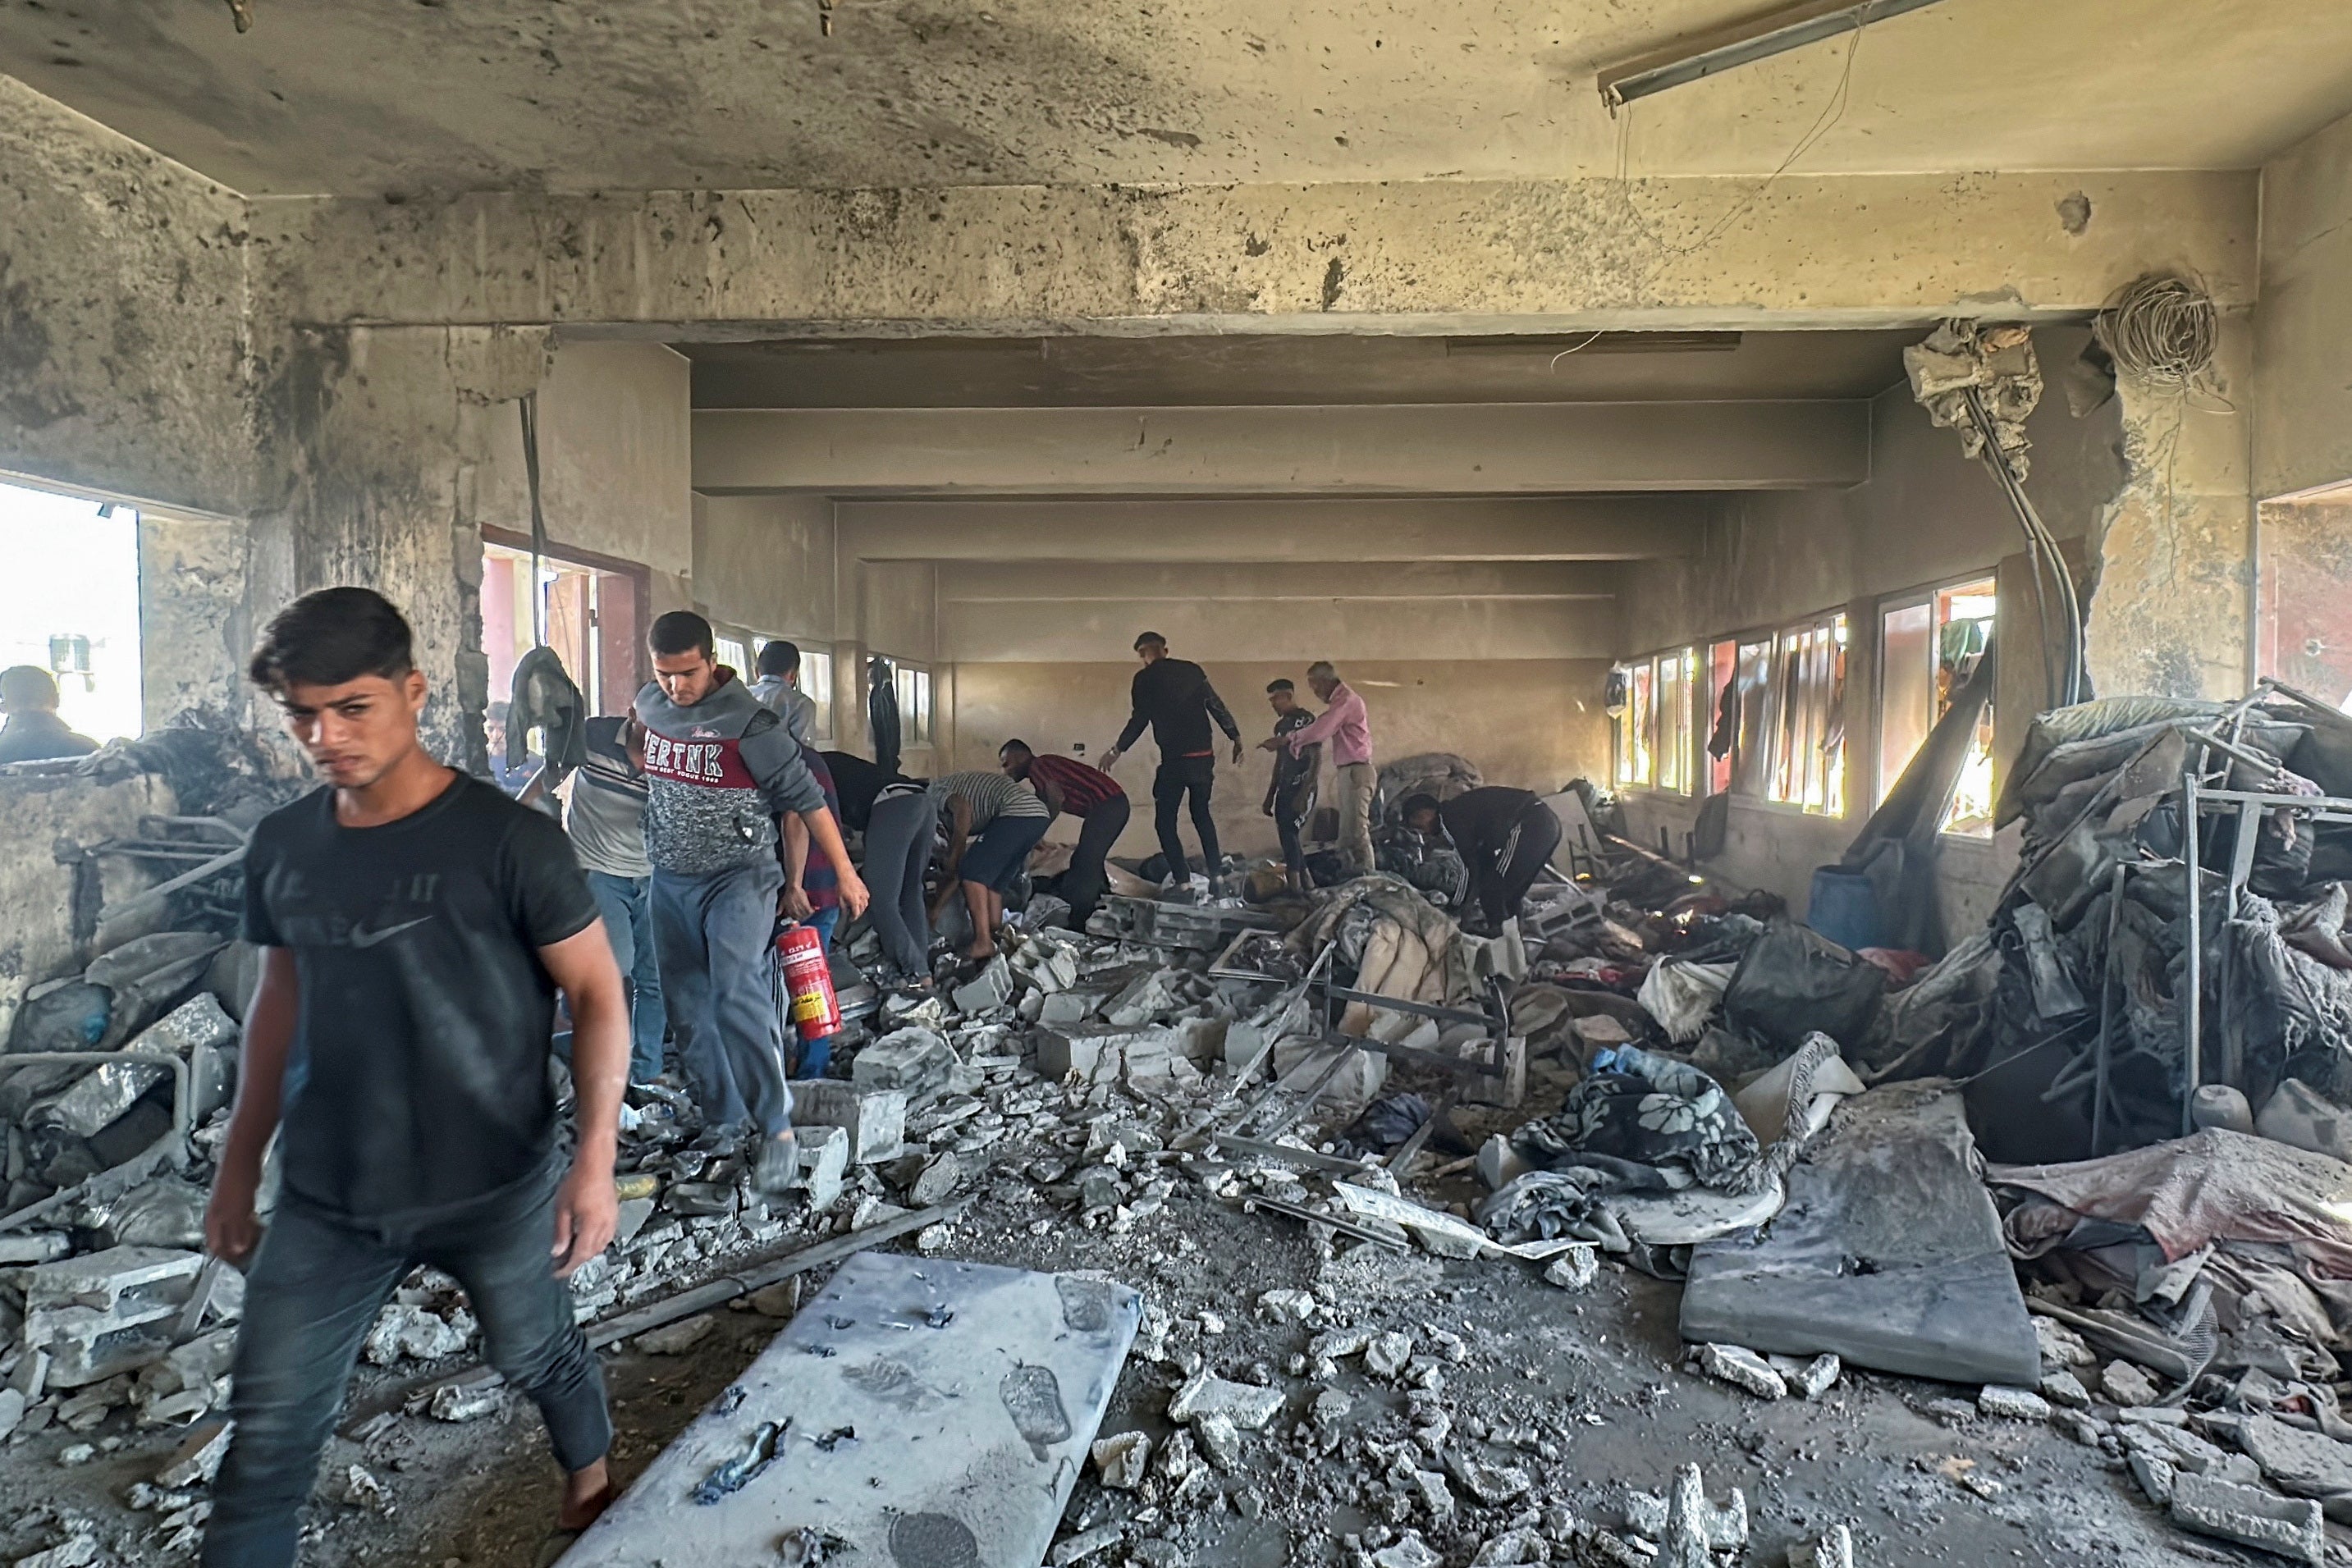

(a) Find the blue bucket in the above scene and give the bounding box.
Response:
[1805,866,1883,953]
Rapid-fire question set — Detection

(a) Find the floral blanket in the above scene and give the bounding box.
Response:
[1512,1044,1769,1193]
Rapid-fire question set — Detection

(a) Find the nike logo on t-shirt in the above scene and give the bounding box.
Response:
[348,917,432,948]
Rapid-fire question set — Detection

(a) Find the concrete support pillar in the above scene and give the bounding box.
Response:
[2082,315,2255,699]
[250,323,551,766]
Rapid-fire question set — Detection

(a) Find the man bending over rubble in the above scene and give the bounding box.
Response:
[203,587,631,1566]
[635,610,868,1194]
[1401,787,1563,935]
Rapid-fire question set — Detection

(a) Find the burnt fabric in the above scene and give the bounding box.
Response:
[1722,919,1886,1054]
[1513,1044,1768,1193]
[1991,1128,2352,1280]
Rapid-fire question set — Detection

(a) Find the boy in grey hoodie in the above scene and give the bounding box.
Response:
[635,612,867,1193]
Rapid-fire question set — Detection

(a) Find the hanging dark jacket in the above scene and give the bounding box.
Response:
[868,657,902,775]
[506,645,588,779]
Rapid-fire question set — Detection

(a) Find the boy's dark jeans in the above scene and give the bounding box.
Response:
[202,1174,609,1568]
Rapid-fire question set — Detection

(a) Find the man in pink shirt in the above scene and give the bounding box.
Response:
[1263,661,1375,873]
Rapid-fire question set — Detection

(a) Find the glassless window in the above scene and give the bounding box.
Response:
[895,662,933,747]
[713,634,751,678]
[1875,577,1996,837]
[1705,641,1738,796]
[1767,614,1846,816]
[802,646,834,742]
[1732,638,1772,796]
[0,482,141,743]
[1654,648,1695,795]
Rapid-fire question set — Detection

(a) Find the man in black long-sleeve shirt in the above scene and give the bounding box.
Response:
[1101,632,1242,892]
[1401,787,1563,933]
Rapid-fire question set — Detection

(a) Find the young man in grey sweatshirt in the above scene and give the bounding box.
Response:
[635,612,867,1193]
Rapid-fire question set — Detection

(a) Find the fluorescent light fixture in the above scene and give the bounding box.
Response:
[1599,0,1953,109]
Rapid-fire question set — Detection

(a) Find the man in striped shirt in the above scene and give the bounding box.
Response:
[1000,740,1129,927]
[927,771,1052,962]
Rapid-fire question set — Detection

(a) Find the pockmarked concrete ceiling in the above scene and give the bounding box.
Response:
[5,0,2351,195]
[682,329,1915,408]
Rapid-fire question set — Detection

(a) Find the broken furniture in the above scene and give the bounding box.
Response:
[1206,958,1517,1178]
[1678,1081,2043,1387]
[556,1254,1139,1568]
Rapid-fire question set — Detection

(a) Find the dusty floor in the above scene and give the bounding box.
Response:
[0,1118,2278,1568]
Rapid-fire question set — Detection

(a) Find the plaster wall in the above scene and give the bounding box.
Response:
[950,659,1609,865]
[694,493,838,644]
[487,341,693,578]
[943,565,1618,665]
[0,76,254,521]
[2257,106,2352,501]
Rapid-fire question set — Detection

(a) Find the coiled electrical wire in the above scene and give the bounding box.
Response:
[2095,274,2218,390]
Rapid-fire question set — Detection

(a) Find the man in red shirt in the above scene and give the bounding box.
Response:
[1000,738,1129,926]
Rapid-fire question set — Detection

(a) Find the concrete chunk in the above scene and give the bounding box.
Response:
[1626,1464,1747,1552]
[2099,1359,2159,1407]
[1978,1384,2052,1422]
[951,956,1014,1016]
[1090,1429,1151,1488]
[794,1124,851,1211]
[851,1026,955,1100]
[1542,1246,1599,1291]
[789,1080,907,1164]
[1168,1369,1284,1431]
[2170,1472,2325,1566]
[155,1419,232,1488]
[1695,1342,1786,1400]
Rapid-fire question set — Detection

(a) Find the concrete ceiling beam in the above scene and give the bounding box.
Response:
[253,171,2254,334]
[830,496,1707,561]
[696,402,1866,494]
[936,560,1622,601]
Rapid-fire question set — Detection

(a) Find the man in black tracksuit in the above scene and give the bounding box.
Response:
[1101,632,1242,891]
[1401,787,1563,933]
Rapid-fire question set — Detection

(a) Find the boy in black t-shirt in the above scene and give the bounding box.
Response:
[1262,679,1320,891]
[202,588,630,1567]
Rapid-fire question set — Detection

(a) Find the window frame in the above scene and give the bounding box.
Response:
[1760,610,1848,818]
[1873,571,1997,836]
[892,659,934,748]
[1609,646,1699,798]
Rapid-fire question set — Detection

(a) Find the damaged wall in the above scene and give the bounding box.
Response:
[952,658,1609,863]
[2256,104,2352,501]
[469,339,693,617]
[0,76,254,521]
[1614,329,2130,926]
[2080,317,2255,700]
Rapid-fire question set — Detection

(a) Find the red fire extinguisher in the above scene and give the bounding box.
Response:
[777,923,842,1042]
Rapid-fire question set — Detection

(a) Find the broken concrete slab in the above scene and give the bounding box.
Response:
[850,1026,955,1101]
[1679,1082,2041,1387]
[1167,1369,1285,1431]
[557,1255,1138,1568]
[2238,1415,2352,1505]
[1694,1343,1785,1400]
[789,1081,907,1164]
[2169,1471,2325,1565]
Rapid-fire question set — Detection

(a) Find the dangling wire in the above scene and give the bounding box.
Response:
[519,392,548,648]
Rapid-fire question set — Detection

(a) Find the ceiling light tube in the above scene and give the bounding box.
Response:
[1599,0,1953,109]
